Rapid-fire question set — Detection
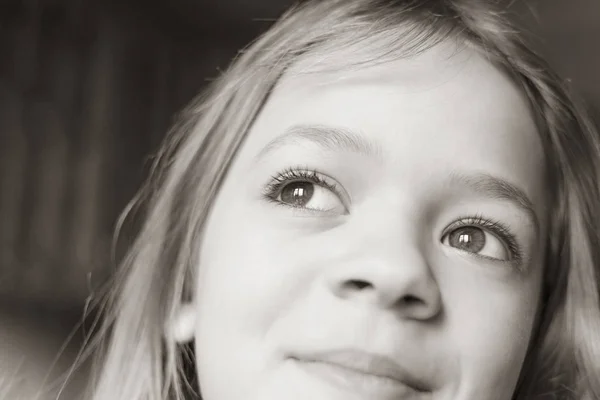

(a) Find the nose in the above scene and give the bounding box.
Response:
[325,244,442,321]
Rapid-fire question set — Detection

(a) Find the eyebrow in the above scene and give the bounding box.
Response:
[447,171,540,234]
[254,124,382,162]
[254,123,540,233]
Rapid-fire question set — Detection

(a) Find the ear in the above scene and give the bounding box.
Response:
[166,303,197,343]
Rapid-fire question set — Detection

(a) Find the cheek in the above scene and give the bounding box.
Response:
[195,199,310,340]
[192,198,309,399]
[439,262,542,395]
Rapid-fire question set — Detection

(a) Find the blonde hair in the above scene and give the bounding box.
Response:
[84,1,600,399]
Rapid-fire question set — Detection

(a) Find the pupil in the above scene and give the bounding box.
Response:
[450,227,485,253]
[280,182,314,206]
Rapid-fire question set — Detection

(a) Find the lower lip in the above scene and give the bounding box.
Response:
[292,358,423,400]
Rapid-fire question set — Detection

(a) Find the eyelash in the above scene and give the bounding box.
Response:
[261,166,345,211]
[262,168,524,264]
[444,214,523,265]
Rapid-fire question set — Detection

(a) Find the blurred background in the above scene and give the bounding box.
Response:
[0,0,599,398]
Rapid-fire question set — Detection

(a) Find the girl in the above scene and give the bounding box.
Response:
[86,0,600,399]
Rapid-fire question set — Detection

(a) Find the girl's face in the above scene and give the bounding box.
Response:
[177,42,548,400]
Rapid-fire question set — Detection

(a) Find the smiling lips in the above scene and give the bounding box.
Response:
[290,348,430,399]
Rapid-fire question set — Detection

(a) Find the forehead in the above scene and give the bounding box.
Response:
[239,41,546,212]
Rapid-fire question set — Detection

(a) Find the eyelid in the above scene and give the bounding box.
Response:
[262,166,351,212]
[442,214,524,267]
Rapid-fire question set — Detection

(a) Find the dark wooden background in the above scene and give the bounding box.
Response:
[0,0,284,309]
[0,0,598,397]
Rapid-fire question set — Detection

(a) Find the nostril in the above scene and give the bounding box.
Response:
[401,294,423,305]
[345,279,372,290]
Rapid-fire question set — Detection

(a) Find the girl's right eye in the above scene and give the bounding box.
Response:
[262,168,347,214]
[277,181,343,211]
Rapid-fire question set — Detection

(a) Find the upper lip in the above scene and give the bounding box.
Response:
[290,348,430,392]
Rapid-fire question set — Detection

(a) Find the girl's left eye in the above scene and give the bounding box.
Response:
[263,168,347,214]
[442,225,510,261]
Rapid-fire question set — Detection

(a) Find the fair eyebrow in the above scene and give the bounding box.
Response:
[254,123,540,233]
[254,124,382,162]
[447,171,540,235]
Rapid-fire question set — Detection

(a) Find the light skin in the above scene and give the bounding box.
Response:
[172,41,548,400]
